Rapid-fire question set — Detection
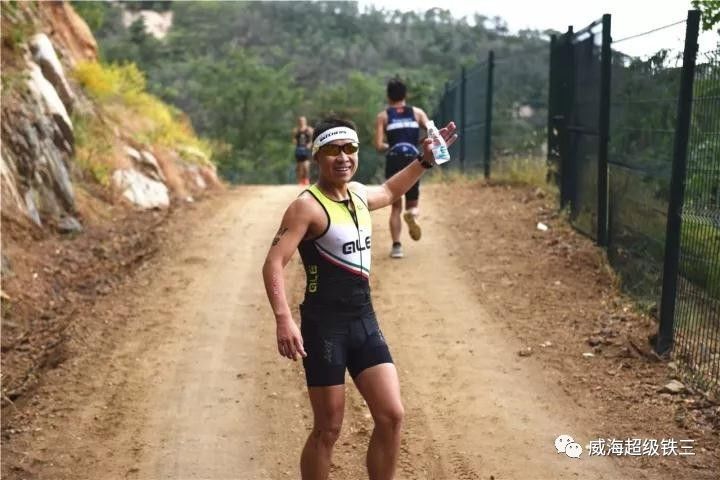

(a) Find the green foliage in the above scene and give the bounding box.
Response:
[492,48,549,158]
[0,69,29,98]
[70,0,105,31]
[73,60,212,164]
[680,221,720,298]
[1,1,35,51]
[72,113,114,186]
[73,60,146,102]
[82,0,552,184]
[492,156,552,189]
[687,52,720,207]
[120,1,172,13]
[163,50,301,182]
[309,72,387,182]
[609,49,683,184]
[692,0,720,33]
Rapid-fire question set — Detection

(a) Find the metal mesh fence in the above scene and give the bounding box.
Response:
[435,10,718,395]
[674,48,720,395]
[492,48,549,176]
[567,22,604,237]
[463,62,489,172]
[435,61,490,173]
[607,22,686,307]
[436,77,462,168]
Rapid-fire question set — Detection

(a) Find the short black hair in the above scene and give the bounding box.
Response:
[387,78,406,102]
[312,116,357,142]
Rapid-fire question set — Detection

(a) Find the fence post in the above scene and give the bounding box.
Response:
[484,50,494,179]
[656,9,701,355]
[597,14,611,247]
[560,26,574,209]
[547,36,556,187]
[460,66,467,171]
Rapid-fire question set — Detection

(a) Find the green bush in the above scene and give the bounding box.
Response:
[73,61,213,164]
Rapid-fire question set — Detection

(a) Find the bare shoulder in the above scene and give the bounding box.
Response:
[293,190,328,237]
[291,190,321,214]
[413,106,429,125]
[376,109,388,121]
[289,190,327,224]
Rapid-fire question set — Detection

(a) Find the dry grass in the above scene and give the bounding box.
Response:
[72,61,213,165]
[491,155,553,189]
[425,155,559,201]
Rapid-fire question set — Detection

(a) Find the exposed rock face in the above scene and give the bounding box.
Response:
[26,60,74,149]
[1,2,219,225]
[122,9,174,39]
[124,146,166,183]
[2,80,76,225]
[112,169,170,209]
[30,33,76,113]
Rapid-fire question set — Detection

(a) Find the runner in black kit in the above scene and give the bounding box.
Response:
[262,116,456,480]
[293,116,314,185]
[375,78,430,259]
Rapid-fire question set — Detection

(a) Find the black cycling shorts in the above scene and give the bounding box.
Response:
[300,303,393,387]
[295,146,310,162]
[385,155,420,202]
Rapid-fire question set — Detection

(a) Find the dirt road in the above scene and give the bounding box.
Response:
[3,184,715,480]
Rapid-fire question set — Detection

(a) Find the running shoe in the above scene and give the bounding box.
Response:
[390,242,404,259]
[403,212,422,241]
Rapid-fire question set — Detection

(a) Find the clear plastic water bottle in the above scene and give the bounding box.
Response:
[426,120,451,165]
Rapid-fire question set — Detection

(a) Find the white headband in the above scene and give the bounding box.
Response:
[312,127,359,155]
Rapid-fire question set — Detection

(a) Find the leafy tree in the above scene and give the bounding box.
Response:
[178,51,302,183]
[70,1,105,31]
[76,1,552,183]
[692,0,720,33]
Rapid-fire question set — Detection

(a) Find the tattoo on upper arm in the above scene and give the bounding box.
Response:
[271,226,289,246]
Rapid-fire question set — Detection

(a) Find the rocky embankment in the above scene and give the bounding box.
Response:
[1,1,221,409]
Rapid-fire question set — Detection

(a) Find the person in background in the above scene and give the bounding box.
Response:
[374,78,430,259]
[293,116,314,185]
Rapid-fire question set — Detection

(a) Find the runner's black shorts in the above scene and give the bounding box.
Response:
[295,146,310,162]
[385,152,420,202]
[300,302,393,387]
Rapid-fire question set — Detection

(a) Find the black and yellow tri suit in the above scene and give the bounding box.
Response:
[298,184,393,386]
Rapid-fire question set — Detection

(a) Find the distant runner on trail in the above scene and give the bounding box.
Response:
[263,116,457,480]
[293,116,314,186]
[375,78,430,259]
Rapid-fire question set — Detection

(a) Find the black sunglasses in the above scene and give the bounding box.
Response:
[318,142,359,156]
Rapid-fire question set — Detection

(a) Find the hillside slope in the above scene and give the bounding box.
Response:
[1,0,220,408]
